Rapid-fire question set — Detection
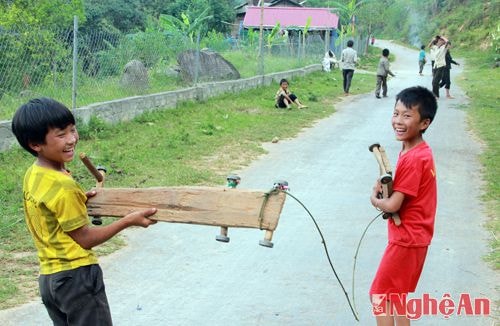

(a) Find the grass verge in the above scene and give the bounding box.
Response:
[0,64,377,309]
[457,50,500,269]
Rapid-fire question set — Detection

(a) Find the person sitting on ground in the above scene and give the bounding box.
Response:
[322,50,338,72]
[275,78,307,109]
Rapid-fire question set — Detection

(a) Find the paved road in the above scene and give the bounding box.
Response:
[1,40,497,325]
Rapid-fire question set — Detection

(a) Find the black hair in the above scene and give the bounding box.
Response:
[395,86,437,134]
[347,40,354,47]
[11,97,75,157]
[279,78,289,85]
[420,45,425,50]
[382,48,390,57]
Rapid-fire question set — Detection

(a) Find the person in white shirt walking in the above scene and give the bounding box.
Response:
[340,40,358,95]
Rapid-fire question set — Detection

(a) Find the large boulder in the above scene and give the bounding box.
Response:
[177,49,240,83]
[121,60,149,90]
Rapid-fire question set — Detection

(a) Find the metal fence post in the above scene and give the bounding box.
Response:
[258,1,265,76]
[72,16,78,110]
[194,30,200,86]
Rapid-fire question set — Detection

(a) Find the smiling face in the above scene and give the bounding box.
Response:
[392,100,430,150]
[29,124,79,170]
[280,81,288,90]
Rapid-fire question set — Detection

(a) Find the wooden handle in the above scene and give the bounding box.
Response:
[370,144,401,226]
[79,153,104,183]
[371,146,386,176]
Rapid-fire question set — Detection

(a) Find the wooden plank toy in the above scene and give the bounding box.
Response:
[80,154,286,247]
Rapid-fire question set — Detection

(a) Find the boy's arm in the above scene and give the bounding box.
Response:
[385,61,395,76]
[68,208,157,249]
[370,181,405,213]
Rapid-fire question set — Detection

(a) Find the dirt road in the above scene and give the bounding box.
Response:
[0,40,497,325]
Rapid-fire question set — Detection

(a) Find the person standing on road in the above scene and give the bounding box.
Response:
[439,42,460,99]
[369,86,438,326]
[427,37,439,76]
[431,36,450,98]
[11,98,158,326]
[418,45,426,76]
[340,39,358,96]
[375,48,396,99]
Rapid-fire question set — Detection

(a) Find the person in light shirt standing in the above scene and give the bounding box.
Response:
[431,36,450,98]
[340,39,358,96]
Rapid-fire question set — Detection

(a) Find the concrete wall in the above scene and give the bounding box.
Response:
[0,64,321,152]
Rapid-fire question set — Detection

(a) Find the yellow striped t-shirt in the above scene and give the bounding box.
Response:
[23,164,97,274]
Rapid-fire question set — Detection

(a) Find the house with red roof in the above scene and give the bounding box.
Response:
[240,6,339,53]
[242,6,339,31]
[233,0,304,37]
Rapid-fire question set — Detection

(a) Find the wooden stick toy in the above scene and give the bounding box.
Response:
[368,144,401,226]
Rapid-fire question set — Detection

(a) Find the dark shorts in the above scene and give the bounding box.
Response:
[276,93,297,108]
[39,264,112,326]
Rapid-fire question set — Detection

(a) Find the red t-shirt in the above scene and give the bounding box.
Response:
[389,141,437,247]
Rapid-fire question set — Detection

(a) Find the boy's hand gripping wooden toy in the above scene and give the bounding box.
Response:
[80,153,107,225]
[368,144,401,226]
[80,154,286,247]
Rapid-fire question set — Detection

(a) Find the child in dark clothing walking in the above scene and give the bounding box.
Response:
[375,48,396,99]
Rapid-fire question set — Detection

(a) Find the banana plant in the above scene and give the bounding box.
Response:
[266,22,281,54]
[158,7,212,44]
[328,0,371,36]
[302,17,311,58]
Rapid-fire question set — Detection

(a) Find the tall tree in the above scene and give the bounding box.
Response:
[162,0,235,34]
[83,0,146,33]
[0,0,85,28]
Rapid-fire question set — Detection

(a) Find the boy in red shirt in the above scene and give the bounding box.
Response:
[369,86,438,325]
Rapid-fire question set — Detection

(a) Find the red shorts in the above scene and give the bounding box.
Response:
[369,243,428,297]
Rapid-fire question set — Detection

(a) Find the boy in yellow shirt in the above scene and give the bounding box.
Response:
[11,97,157,325]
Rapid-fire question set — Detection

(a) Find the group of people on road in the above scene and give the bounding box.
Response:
[426,35,460,98]
[319,35,459,101]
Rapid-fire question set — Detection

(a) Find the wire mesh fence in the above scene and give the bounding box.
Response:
[0,17,367,121]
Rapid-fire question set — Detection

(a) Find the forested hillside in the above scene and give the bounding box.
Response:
[1,0,497,57]
[305,0,498,59]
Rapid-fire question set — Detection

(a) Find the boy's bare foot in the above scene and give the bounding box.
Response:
[446,95,455,99]
[299,105,308,109]
[344,92,349,96]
